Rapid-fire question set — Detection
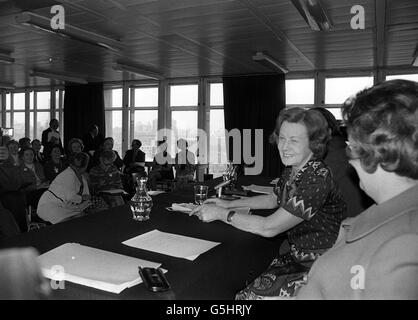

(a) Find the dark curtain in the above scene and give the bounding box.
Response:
[223,75,285,178]
[63,83,105,150]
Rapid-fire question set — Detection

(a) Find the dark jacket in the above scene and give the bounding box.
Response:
[41,128,64,159]
[323,135,374,218]
[123,149,146,174]
[82,133,104,154]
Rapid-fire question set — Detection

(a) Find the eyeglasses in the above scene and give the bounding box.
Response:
[345,142,361,160]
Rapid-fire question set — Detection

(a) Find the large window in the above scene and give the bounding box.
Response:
[170,84,198,158]
[386,74,418,82]
[325,76,374,120]
[285,78,315,105]
[132,87,159,161]
[104,88,123,155]
[209,83,227,178]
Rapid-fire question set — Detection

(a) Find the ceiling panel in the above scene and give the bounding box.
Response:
[0,0,417,88]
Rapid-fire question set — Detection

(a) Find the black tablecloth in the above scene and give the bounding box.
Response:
[1,176,284,300]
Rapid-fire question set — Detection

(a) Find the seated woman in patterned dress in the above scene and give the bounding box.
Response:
[191,107,346,299]
[89,150,124,208]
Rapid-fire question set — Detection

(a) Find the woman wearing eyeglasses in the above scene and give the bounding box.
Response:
[192,107,346,299]
[295,80,418,299]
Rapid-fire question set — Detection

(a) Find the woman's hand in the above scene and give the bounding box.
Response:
[190,204,229,223]
[203,198,231,208]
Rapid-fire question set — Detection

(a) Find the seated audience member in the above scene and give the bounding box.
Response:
[19,147,49,208]
[4,140,20,167]
[295,80,418,300]
[89,150,124,208]
[67,138,84,156]
[192,108,346,299]
[43,145,68,183]
[312,107,373,217]
[174,138,196,185]
[31,139,45,165]
[37,152,92,224]
[0,160,29,233]
[148,140,174,190]
[41,119,63,160]
[123,139,146,175]
[91,137,123,171]
[18,137,31,151]
[82,124,104,156]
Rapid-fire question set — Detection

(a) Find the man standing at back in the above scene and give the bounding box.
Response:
[41,119,63,160]
[82,124,104,156]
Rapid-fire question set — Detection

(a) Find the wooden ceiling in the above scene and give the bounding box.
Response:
[0,0,417,88]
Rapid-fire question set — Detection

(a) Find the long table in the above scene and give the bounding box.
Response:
[1,177,284,300]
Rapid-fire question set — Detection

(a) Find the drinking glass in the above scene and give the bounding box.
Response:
[194,185,208,205]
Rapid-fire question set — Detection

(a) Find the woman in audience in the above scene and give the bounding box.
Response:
[148,140,174,190]
[19,147,49,209]
[312,107,373,217]
[37,152,92,224]
[174,138,196,186]
[91,137,123,171]
[31,139,45,165]
[89,150,124,208]
[295,79,418,299]
[43,145,68,183]
[192,107,346,299]
[123,139,146,175]
[4,140,20,167]
[67,138,84,156]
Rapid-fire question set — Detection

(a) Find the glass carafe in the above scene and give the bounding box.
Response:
[130,176,153,221]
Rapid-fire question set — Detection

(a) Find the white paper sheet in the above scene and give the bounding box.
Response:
[122,230,220,261]
[38,243,161,294]
[99,188,128,195]
[242,184,274,194]
[148,190,166,196]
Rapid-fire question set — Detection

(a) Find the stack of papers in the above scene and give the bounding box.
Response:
[242,184,274,194]
[38,243,161,294]
[168,203,251,216]
[123,230,220,261]
[170,203,198,213]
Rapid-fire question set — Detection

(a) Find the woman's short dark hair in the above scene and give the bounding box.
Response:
[67,138,84,154]
[132,139,142,148]
[49,145,62,156]
[342,79,418,178]
[20,146,35,158]
[68,152,89,169]
[6,139,19,148]
[270,107,330,159]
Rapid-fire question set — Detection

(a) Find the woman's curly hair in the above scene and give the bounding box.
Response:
[269,107,330,159]
[342,79,418,178]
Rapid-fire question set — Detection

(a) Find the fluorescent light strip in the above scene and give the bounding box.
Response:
[0,53,14,64]
[16,11,123,52]
[291,0,333,31]
[113,63,164,80]
[252,52,289,74]
[0,82,16,90]
[30,70,88,84]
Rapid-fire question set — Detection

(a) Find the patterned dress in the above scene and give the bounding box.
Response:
[235,160,346,299]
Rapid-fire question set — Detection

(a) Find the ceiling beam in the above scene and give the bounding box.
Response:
[238,0,316,70]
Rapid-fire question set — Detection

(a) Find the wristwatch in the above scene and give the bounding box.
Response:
[226,210,236,223]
